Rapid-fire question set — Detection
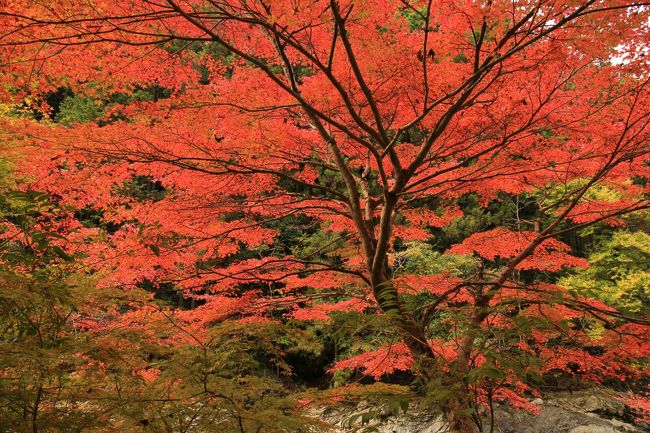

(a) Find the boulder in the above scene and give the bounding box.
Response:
[315,387,644,433]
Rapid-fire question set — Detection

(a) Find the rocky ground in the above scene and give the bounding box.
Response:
[315,388,648,433]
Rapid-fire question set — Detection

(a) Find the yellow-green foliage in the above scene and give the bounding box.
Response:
[393,241,478,277]
[55,95,104,126]
[539,178,624,208]
[560,231,650,314]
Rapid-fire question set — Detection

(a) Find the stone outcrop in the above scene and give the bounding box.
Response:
[316,388,647,433]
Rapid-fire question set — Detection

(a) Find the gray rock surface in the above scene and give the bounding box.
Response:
[316,387,646,433]
[497,405,635,433]
[569,427,622,433]
[497,388,641,433]
[317,405,447,433]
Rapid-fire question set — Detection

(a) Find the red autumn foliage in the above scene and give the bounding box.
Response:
[2,0,650,431]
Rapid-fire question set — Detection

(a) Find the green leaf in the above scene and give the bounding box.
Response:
[148,244,161,256]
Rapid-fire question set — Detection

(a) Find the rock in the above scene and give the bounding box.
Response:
[362,415,447,433]
[570,427,622,433]
[496,387,643,433]
[316,403,447,433]
[609,418,639,431]
[314,387,645,433]
[497,405,618,433]
[546,388,627,418]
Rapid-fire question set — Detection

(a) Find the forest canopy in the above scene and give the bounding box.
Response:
[1,0,650,432]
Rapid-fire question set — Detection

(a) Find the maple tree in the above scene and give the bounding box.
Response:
[0,164,323,432]
[2,0,650,432]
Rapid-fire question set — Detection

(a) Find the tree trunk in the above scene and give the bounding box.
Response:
[371,273,439,377]
[442,295,491,433]
[445,396,478,433]
[370,264,485,432]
